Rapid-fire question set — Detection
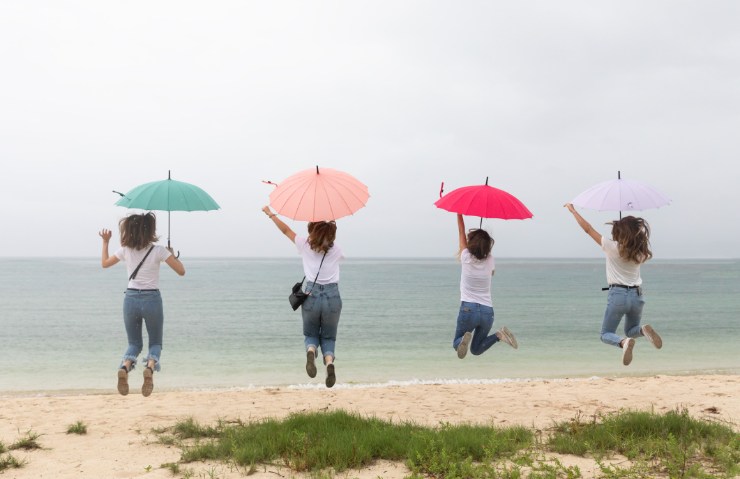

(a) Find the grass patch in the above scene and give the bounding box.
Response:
[9,431,42,451]
[0,453,26,471]
[165,410,532,474]
[549,408,740,478]
[153,409,738,478]
[66,421,88,435]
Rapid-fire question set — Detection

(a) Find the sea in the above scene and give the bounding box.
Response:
[1,257,738,395]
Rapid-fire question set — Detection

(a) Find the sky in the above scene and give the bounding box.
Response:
[1,1,738,259]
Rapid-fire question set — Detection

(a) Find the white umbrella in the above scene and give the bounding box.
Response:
[571,171,671,218]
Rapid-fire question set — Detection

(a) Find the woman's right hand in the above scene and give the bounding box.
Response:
[99,229,112,242]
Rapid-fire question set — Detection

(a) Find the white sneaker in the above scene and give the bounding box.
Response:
[457,332,472,359]
[641,325,663,349]
[497,327,518,349]
[622,338,635,366]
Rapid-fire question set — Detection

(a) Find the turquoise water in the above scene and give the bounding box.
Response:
[1,258,738,393]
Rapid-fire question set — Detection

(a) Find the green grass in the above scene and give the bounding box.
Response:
[548,409,740,478]
[0,437,27,472]
[0,431,42,472]
[9,431,42,451]
[153,409,739,479]
[66,421,88,435]
[0,453,26,472]
[163,410,532,474]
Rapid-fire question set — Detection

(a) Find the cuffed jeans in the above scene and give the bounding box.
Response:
[601,287,645,347]
[302,282,341,361]
[452,301,499,355]
[122,289,163,371]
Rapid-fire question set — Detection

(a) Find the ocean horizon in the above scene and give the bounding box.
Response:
[1,257,738,395]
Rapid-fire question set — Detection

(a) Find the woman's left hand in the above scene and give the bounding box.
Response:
[99,229,112,241]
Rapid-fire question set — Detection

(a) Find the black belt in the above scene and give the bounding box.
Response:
[126,288,159,292]
[601,284,640,291]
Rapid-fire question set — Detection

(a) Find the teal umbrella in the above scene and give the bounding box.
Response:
[114,171,220,253]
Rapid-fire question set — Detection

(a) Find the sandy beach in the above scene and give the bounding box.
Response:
[1,374,738,479]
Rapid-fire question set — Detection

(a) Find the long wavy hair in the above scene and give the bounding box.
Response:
[466,229,494,260]
[612,216,652,264]
[307,221,337,254]
[119,213,159,250]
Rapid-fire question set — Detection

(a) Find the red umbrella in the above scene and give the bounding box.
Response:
[435,177,533,225]
[267,166,369,222]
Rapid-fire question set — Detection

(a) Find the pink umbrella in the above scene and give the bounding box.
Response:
[268,166,369,221]
[435,177,533,227]
[571,171,671,218]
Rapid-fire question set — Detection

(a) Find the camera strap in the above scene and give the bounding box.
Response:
[305,251,327,296]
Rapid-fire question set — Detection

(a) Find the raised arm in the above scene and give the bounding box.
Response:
[165,247,186,276]
[262,206,296,243]
[457,214,467,254]
[564,203,602,246]
[98,229,120,268]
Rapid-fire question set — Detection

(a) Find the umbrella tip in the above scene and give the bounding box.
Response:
[168,170,171,180]
[316,165,319,174]
[485,176,489,186]
[113,190,124,197]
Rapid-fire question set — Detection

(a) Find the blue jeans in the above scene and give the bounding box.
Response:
[122,289,163,371]
[302,282,342,361]
[452,301,499,355]
[601,287,645,347]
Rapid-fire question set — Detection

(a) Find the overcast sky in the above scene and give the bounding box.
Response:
[1,1,738,259]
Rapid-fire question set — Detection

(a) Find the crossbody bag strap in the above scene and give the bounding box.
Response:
[129,246,155,281]
[305,251,328,295]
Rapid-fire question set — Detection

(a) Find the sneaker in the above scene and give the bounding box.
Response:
[641,325,663,349]
[117,367,129,396]
[325,363,336,388]
[457,331,472,359]
[497,327,519,349]
[622,338,635,366]
[142,367,154,397]
[306,350,317,378]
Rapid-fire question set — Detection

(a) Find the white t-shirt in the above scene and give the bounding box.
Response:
[601,238,642,286]
[459,249,495,306]
[295,236,344,284]
[114,245,172,290]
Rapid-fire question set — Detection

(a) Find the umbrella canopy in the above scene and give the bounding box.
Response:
[114,171,220,250]
[268,166,369,221]
[435,178,533,220]
[571,171,670,215]
[115,175,220,212]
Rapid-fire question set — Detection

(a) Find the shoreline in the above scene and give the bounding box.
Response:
[1,374,738,478]
[2,369,738,399]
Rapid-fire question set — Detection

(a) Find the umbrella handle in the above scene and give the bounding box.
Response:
[167,239,180,259]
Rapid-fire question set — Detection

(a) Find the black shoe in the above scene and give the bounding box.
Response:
[325,364,336,388]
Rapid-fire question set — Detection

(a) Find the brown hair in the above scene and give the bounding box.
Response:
[466,229,494,260]
[119,213,159,250]
[611,216,652,264]
[307,221,337,254]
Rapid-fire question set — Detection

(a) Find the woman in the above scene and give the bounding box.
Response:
[263,206,343,388]
[453,214,518,359]
[99,212,185,396]
[565,203,662,365]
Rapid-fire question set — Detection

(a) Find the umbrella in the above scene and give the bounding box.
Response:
[114,170,220,252]
[267,166,369,222]
[435,177,533,227]
[571,171,671,218]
